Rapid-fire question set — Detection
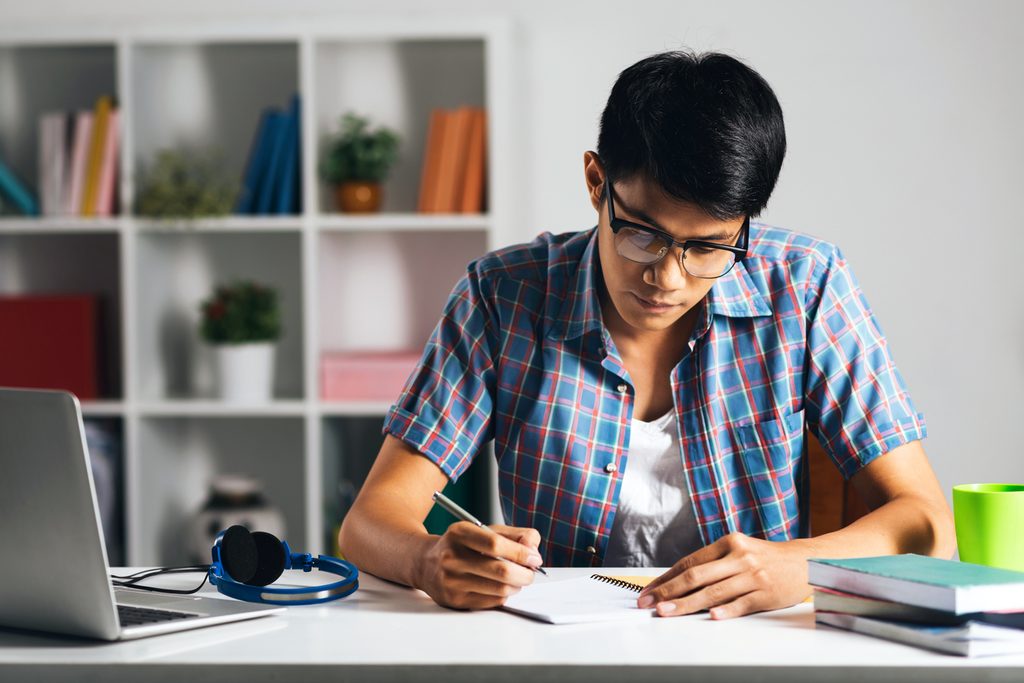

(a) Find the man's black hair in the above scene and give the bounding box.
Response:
[597,50,786,220]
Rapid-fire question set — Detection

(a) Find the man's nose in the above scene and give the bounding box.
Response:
[645,249,687,289]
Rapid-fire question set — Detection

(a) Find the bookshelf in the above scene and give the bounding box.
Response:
[0,18,511,566]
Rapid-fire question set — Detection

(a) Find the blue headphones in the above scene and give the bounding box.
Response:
[208,525,359,605]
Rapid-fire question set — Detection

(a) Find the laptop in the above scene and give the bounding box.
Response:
[0,387,284,640]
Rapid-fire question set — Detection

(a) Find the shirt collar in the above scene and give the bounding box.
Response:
[548,227,772,341]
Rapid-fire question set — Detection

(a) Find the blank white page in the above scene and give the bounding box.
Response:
[502,575,655,624]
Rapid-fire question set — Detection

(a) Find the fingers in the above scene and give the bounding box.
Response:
[638,555,751,609]
[651,570,761,618]
[641,534,735,595]
[450,522,544,571]
[491,524,542,551]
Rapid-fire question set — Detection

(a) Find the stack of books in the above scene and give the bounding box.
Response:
[0,94,119,218]
[809,554,1024,657]
[417,106,486,214]
[235,94,302,215]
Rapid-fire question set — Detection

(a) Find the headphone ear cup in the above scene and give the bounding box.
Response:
[219,525,258,584]
[247,531,287,587]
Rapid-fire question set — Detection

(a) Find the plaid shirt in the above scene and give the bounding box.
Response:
[383,224,926,567]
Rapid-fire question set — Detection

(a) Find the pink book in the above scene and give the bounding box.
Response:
[66,111,94,216]
[95,109,119,217]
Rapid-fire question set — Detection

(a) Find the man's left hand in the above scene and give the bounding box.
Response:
[636,532,813,620]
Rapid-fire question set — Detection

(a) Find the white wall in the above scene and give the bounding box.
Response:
[4,0,1022,500]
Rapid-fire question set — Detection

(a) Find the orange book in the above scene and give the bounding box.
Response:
[417,109,447,213]
[433,107,473,213]
[80,95,112,216]
[459,108,487,213]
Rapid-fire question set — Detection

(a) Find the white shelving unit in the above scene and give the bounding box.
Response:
[0,17,512,565]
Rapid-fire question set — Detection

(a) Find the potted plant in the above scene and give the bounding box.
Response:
[319,112,400,213]
[136,147,238,220]
[199,281,282,403]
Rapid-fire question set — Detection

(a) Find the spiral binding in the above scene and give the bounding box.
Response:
[590,574,646,592]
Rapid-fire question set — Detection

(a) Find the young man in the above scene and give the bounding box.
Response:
[339,51,955,619]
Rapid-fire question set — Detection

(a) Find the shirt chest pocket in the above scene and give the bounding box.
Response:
[728,410,805,535]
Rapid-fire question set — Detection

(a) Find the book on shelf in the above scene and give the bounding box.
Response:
[274,94,301,215]
[94,108,120,217]
[808,554,1024,614]
[81,95,113,216]
[0,156,39,216]
[815,611,1024,657]
[238,95,301,216]
[0,295,101,400]
[38,112,69,216]
[417,107,487,214]
[66,111,95,215]
[236,108,275,214]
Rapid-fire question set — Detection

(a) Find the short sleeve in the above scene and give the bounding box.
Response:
[382,266,497,482]
[804,247,927,479]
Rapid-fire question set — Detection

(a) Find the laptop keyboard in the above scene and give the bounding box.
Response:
[117,604,198,627]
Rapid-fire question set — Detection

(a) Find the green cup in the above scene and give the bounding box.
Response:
[952,484,1024,571]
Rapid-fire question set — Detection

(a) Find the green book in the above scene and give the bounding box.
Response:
[808,555,1024,614]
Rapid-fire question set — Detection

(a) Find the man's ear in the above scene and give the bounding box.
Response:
[583,151,606,213]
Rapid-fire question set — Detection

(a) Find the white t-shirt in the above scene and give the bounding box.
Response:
[603,409,704,567]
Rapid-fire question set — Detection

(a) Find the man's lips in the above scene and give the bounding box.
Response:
[632,293,682,308]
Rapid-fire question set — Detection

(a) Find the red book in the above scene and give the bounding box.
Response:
[0,295,100,400]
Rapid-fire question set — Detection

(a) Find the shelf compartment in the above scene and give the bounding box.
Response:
[0,44,118,215]
[314,39,485,214]
[0,232,123,398]
[134,230,304,402]
[135,415,306,565]
[317,228,486,353]
[130,41,300,216]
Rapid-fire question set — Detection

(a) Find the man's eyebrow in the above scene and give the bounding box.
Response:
[617,198,736,242]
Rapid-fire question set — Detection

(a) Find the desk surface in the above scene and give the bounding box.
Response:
[2,567,1023,683]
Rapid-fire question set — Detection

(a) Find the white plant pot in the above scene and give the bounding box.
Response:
[214,342,276,403]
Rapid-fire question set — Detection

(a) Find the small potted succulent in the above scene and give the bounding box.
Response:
[319,112,400,213]
[199,281,281,403]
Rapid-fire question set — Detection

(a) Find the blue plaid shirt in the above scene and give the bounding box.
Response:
[383,224,927,567]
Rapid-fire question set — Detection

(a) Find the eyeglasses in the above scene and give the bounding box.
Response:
[605,180,749,279]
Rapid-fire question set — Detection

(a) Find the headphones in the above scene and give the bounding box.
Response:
[207,525,359,605]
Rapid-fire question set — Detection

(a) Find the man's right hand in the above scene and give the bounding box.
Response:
[414,522,544,609]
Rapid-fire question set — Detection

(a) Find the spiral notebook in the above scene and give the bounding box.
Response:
[502,574,656,624]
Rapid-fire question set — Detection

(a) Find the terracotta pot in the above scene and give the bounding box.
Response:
[335,182,382,213]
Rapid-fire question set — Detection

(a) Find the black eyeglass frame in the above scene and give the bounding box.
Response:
[604,180,750,279]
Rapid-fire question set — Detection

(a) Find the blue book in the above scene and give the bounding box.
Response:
[808,555,1024,614]
[236,109,276,214]
[274,95,301,215]
[0,157,40,216]
[256,110,289,215]
[816,611,1024,657]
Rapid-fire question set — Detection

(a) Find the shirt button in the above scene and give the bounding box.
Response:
[616,383,628,393]
[586,545,597,555]
[604,462,618,474]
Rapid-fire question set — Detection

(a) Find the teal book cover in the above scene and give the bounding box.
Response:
[813,555,1024,588]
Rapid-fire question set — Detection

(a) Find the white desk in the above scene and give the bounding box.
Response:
[1,567,1023,682]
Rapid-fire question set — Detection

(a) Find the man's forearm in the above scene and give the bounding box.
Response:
[337,501,436,590]
[797,493,957,562]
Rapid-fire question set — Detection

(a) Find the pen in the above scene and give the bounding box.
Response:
[432,490,548,575]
